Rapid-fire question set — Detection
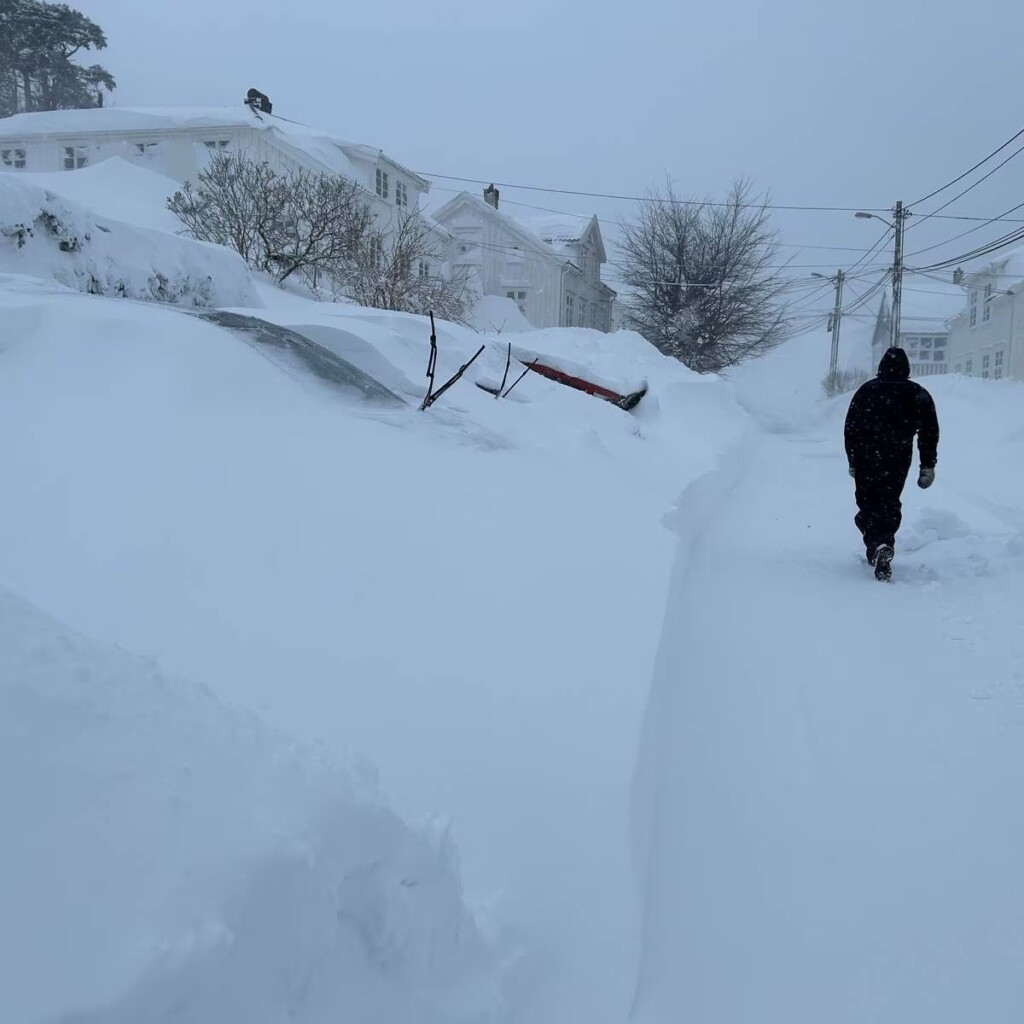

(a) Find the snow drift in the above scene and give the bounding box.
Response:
[0,587,506,1024]
[0,173,258,307]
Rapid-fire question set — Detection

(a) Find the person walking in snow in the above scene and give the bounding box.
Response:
[844,347,940,581]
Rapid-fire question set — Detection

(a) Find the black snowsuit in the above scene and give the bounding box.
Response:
[844,348,939,555]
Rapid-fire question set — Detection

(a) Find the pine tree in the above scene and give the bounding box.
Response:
[0,0,115,117]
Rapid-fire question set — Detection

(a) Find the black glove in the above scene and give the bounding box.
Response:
[918,466,935,489]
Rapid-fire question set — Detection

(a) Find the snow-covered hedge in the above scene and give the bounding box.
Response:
[0,174,259,307]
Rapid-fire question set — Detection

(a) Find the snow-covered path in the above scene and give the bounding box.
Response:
[632,405,1024,1022]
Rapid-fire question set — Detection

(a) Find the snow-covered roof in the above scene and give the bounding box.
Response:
[0,105,428,189]
[509,211,604,260]
[432,193,570,264]
[514,213,592,245]
[432,193,609,268]
[967,244,1024,290]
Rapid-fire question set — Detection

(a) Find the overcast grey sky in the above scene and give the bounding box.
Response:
[82,0,1024,310]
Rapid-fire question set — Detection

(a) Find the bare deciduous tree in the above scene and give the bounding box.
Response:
[619,179,792,373]
[168,154,281,271]
[348,212,473,324]
[168,153,372,291]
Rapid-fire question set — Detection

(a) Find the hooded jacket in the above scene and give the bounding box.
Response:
[844,347,939,471]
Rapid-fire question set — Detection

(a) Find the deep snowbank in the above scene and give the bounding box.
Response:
[0,587,506,1024]
[0,172,258,307]
[0,276,749,1024]
[19,157,184,234]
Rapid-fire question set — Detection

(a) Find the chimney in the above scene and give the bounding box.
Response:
[483,183,499,209]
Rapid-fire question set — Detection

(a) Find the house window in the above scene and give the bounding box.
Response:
[506,290,527,316]
[203,140,229,150]
[969,290,978,327]
[933,351,944,361]
[135,142,160,154]
[995,368,1003,379]
[395,181,408,208]
[966,359,973,373]
[63,145,88,170]
[982,370,990,379]
[955,364,962,373]
[1,147,26,169]
[418,260,430,279]
[982,353,990,369]
[983,283,993,322]
[579,298,588,327]
[564,293,575,326]
[995,350,1004,366]
[368,237,383,269]
[375,168,389,199]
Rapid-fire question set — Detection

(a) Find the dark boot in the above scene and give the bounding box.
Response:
[873,544,894,582]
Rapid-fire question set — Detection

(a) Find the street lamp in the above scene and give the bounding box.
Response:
[854,211,895,228]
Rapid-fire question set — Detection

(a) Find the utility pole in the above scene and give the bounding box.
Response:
[890,200,907,349]
[828,269,845,376]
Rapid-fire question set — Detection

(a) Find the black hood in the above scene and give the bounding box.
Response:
[877,347,911,381]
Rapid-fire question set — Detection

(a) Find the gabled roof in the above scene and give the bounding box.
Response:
[431,192,609,267]
[961,244,1024,291]
[431,192,571,266]
[513,212,607,262]
[0,105,428,189]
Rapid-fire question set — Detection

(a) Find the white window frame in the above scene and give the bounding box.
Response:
[969,290,978,328]
[995,349,1004,366]
[369,237,383,270]
[63,145,88,170]
[506,290,527,316]
[1,147,26,169]
[564,293,575,326]
[395,181,408,208]
[983,283,993,322]
[203,140,230,150]
[418,260,430,279]
[376,168,389,199]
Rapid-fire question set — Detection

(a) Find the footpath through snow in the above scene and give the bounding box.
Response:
[632,371,1024,1022]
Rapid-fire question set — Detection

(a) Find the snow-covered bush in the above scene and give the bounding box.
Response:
[822,366,870,397]
[0,174,259,306]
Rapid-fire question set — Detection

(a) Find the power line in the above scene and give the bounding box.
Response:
[909,141,1024,232]
[912,224,1024,274]
[904,198,1024,260]
[910,125,1024,206]
[420,172,890,214]
[426,172,1024,225]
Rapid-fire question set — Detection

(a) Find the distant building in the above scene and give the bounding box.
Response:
[869,288,961,377]
[430,187,616,331]
[0,95,446,265]
[947,247,1024,381]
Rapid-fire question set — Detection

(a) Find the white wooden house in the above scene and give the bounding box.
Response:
[0,97,446,265]
[431,187,616,331]
[947,248,1024,382]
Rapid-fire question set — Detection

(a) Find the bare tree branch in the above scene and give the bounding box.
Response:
[619,178,793,372]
